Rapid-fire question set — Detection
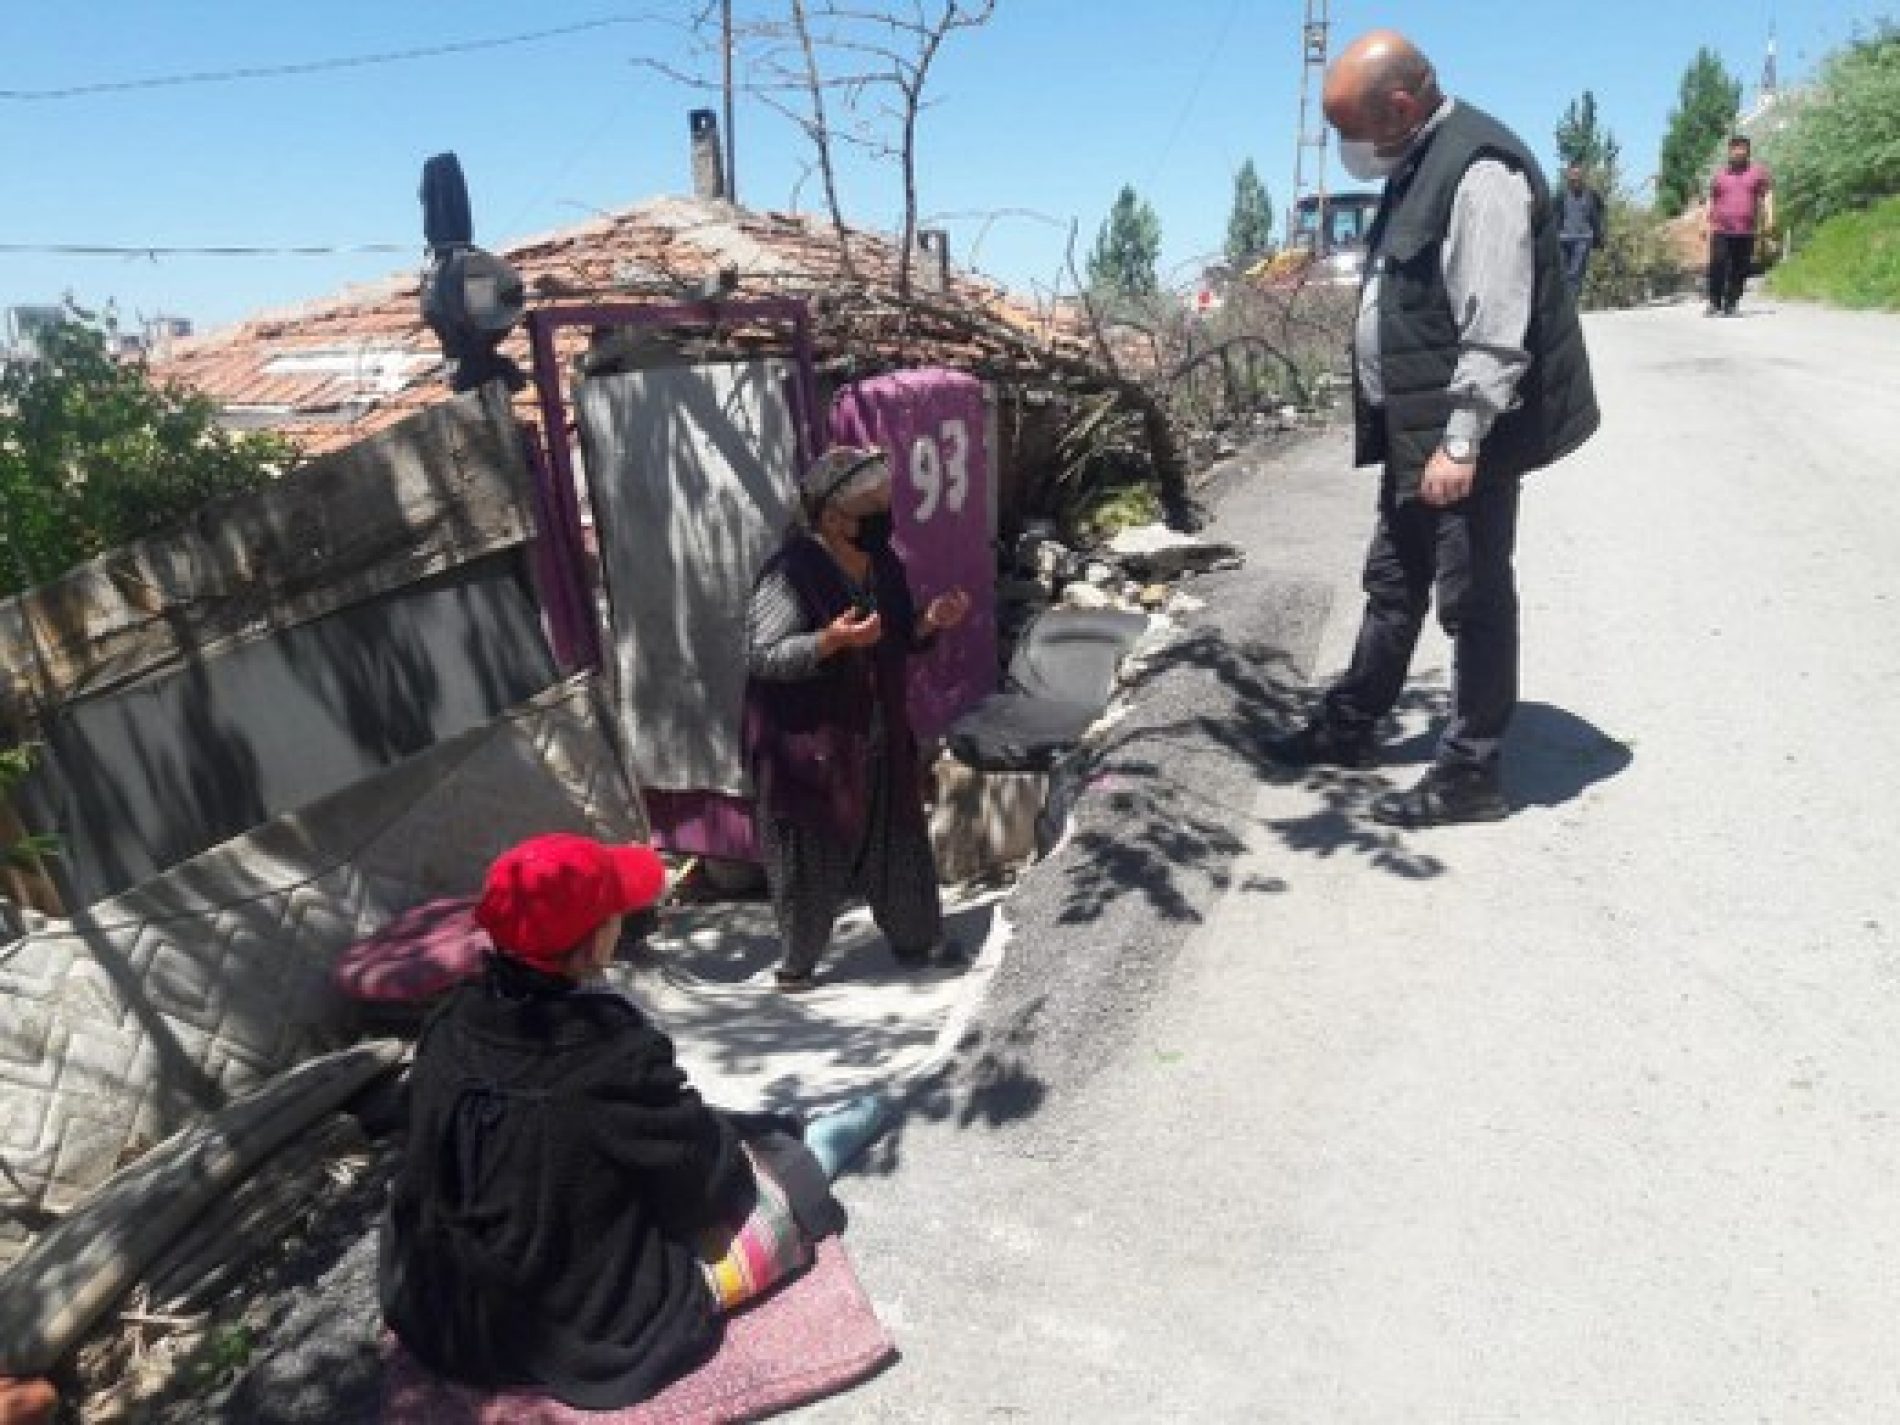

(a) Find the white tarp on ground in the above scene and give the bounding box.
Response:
[576,361,800,796]
[612,888,1010,1115]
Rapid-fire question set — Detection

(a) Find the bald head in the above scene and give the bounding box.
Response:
[1324,29,1441,145]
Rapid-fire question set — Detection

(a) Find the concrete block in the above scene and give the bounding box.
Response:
[928,754,1048,884]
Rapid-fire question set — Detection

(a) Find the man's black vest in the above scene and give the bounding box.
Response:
[1352,101,1600,494]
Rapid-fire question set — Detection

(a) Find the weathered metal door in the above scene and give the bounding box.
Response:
[575,359,802,859]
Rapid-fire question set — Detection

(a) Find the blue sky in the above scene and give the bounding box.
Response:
[0,1,1886,335]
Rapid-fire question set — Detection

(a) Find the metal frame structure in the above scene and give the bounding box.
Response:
[1290,0,1331,248]
[522,299,823,673]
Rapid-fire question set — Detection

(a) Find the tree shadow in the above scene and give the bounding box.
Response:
[849,1010,1049,1180]
[10,394,559,910]
[0,389,616,1415]
[609,891,1047,1185]
[1038,626,1452,929]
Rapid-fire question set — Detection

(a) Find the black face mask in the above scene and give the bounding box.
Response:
[848,510,894,553]
[1730,156,1750,171]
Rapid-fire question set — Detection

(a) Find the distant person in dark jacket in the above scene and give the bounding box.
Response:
[380,835,765,1410]
[743,445,970,992]
[1558,163,1607,300]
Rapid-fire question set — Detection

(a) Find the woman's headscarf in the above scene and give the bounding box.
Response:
[797,445,891,527]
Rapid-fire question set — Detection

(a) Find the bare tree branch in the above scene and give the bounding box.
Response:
[628,55,725,92]
[786,0,858,275]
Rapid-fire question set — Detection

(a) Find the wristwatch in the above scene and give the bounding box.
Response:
[1440,435,1479,464]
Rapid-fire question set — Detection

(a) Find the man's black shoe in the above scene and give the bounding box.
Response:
[1371,762,1510,828]
[1265,721,1376,771]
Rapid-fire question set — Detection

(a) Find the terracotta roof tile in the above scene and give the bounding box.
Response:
[154,195,1095,457]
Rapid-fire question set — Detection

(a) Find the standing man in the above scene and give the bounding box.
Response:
[1705,135,1774,316]
[1268,29,1600,827]
[1558,163,1607,301]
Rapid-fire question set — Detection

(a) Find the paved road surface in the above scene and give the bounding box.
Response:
[815,299,1900,1423]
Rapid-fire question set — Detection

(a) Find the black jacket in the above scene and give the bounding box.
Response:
[1353,100,1600,495]
[380,965,755,1409]
[1558,184,1608,247]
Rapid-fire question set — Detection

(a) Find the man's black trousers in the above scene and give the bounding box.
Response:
[1707,232,1755,311]
[1322,471,1521,772]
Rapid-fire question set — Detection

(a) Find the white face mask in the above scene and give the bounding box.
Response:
[1339,139,1402,182]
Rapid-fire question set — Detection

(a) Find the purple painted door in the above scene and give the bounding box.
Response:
[830,371,997,740]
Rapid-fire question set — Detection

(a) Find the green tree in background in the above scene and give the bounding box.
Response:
[1656,48,1742,216]
[0,311,294,597]
[1224,159,1275,267]
[1760,24,1900,237]
[1556,89,1623,191]
[1087,184,1163,299]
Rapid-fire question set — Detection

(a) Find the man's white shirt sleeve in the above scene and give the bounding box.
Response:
[1441,159,1535,446]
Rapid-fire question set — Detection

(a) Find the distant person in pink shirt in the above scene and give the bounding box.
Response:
[1704,135,1774,317]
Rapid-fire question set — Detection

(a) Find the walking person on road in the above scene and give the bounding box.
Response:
[1705,135,1775,317]
[1558,163,1607,301]
[1268,28,1600,827]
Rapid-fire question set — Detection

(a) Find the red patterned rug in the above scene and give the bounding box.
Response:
[381,1236,895,1423]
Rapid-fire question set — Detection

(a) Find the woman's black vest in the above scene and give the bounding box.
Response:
[1352,101,1601,495]
[741,534,923,842]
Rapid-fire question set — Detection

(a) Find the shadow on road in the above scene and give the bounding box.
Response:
[1504,701,1634,809]
[622,894,1048,1169]
[1042,624,1638,931]
[1386,697,1632,811]
[1044,628,1453,931]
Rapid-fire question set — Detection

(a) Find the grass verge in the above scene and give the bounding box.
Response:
[1769,196,1900,310]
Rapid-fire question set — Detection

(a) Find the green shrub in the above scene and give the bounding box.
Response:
[1769,195,1900,309]
[1760,26,1900,240]
[1583,197,1686,309]
[1,742,59,874]
[0,312,295,597]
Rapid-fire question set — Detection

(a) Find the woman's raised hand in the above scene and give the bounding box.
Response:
[818,607,882,658]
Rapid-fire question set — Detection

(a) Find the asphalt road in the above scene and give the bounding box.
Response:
[810,298,1900,1423]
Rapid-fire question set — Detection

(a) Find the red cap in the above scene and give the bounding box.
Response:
[474,834,667,969]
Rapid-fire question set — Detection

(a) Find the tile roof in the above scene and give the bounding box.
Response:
[156,196,1095,457]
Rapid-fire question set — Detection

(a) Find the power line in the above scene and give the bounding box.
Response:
[0,16,666,102]
[498,90,643,239]
[0,243,412,258]
[1145,0,1245,186]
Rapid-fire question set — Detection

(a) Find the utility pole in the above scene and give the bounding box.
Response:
[722,0,738,204]
[1290,0,1330,249]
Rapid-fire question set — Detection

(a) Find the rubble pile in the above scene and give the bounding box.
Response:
[1001,519,1243,634]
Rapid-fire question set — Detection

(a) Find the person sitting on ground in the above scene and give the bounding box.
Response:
[742,445,971,992]
[379,834,811,1410]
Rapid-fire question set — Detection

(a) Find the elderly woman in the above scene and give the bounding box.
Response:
[381,834,820,1408]
[743,445,970,991]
